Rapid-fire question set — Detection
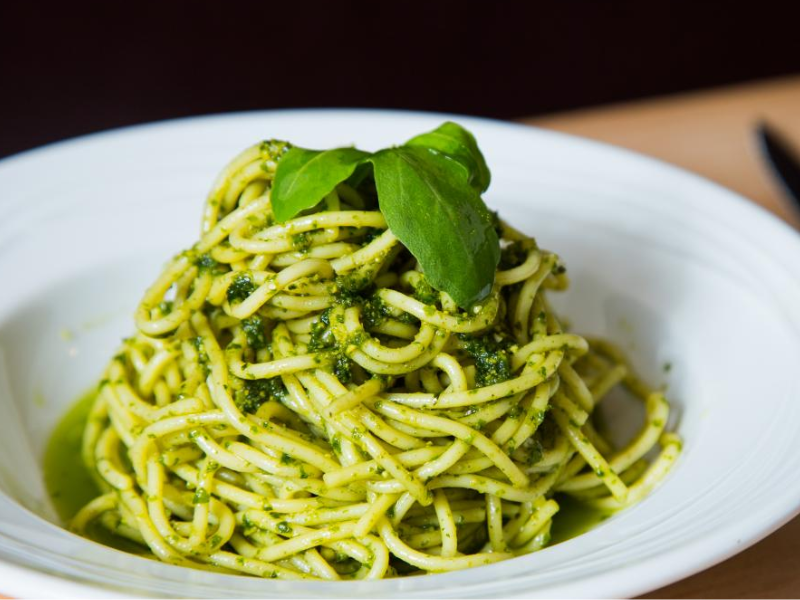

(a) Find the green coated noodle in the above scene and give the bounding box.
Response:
[67,139,681,580]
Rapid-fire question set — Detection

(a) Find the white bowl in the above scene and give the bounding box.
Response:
[2,110,800,598]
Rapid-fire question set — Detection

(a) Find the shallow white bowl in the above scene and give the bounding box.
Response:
[1,110,800,598]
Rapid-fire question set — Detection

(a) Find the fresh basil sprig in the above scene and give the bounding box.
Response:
[369,146,498,307]
[405,121,491,193]
[271,147,369,222]
[270,122,500,308]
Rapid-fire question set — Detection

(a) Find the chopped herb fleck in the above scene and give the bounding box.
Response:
[192,488,210,504]
[234,377,287,413]
[227,274,256,304]
[333,354,353,384]
[276,521,293,535]
[458,332,512,387]
[242,315,267,350]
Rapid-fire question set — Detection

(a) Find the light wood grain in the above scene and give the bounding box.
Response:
[523,75,800,227]
[524,74,800,598]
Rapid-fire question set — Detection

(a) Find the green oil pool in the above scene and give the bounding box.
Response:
[550,495,613,545]
[43,389,145,553]
[43,390,99,523]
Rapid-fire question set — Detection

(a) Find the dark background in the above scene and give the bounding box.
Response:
[1,1,799,159]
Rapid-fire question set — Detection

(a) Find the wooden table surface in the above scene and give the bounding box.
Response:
[524,74,800,599]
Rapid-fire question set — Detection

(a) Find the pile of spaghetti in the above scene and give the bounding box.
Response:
[71,140,681,580]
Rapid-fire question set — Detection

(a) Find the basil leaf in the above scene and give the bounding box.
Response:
[405,121,491,192]
[346,162,373,189]
[369,146,499,308]
[271,147,370,222]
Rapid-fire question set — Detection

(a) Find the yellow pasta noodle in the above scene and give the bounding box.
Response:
[69,139,681,580]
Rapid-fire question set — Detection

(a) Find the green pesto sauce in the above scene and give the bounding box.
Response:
[550,495,613,545]
[44,390,146,554]
[44,390,99,523]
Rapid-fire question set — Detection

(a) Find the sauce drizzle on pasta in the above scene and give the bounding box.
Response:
[67,140,681,579]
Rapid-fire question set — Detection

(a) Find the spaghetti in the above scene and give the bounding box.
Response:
[70,139,681,579]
